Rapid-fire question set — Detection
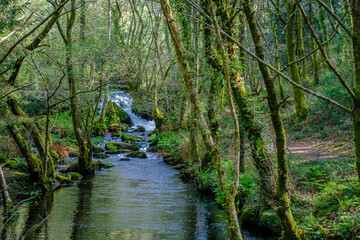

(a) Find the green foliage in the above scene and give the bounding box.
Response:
[150,132,181,159]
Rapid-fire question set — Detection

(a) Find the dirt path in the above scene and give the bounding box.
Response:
[287,141,340,160]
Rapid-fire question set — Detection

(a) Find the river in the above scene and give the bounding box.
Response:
[0,92,278,240]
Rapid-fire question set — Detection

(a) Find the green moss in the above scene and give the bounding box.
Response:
[134,126,146,132]
[102,162,115,168]
[4,160,27,172]
[105,142,140,151]
[120,133,144,143]
[126,151,147,158]
[65,172,83,181]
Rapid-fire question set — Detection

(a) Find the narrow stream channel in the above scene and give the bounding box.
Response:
[1,92,278,240]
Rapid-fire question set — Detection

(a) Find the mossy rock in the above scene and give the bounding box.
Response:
[4,160,27,172]
[112,102,132,126]
[102,162,115,168]
[65,172,83,181]
[105,149,133,154]
[126,151,147,158]
[121,133,144,143]
[93,147,104,153]
[105,142,140,151]
[119,158,130,161]
[134,126,146,132]
[95,161,115,169]
[108,123,129,133]
[93,153,109,159]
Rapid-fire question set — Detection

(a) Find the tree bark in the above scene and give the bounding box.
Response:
[244,0,302,238]
[284,0,309,119]
[66,0,94,175]
[351,0,360,183]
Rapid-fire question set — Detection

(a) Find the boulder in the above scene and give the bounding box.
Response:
[105,142,140,151]
[120,133,144,143]
[105,149,133,154]
[95,161,115,169]
[112,102,133,126]
[119,158,130,161]
[93,153,109,159]
[134,126,146,132]
[108,123,129,133]
[65,172,83,181]
[126,151,147,158]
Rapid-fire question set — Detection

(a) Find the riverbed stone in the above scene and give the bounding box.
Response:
[102,162,115,168]
[105,149,133,154]
[65,172,83,181]
[119,158,130,161]
[134,126,146,132]
[93,153,109,159]
[112,102,133,126]
[126,151,147,158]
[120,133,144,143]
[105,142,140,151]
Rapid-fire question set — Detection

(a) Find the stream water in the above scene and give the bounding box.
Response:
[1,92,278,240]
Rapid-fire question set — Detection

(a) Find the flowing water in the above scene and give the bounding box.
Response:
[1,92,278,240]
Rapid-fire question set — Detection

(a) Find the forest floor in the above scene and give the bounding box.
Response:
[287,138,355,161]
[287,141,340,160]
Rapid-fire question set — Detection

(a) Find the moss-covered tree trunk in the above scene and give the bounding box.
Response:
[7,126,42,182]
[297,11,309,82]
[351,0,360,183]
[0,166,12,213]
[244,0,302,238]
[268,0,285,99]
[65,0,94,175]
[160,1,242,238]
[284,0,309,119]
[309,1,320,86]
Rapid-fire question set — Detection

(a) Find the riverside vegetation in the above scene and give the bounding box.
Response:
[0,0,360,239]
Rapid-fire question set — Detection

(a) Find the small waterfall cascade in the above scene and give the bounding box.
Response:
[99,91,155,132]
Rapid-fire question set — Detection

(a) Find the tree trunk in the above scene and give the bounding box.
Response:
[66,0,94,175]
[244,0,302,238]
[309,1,320,86]
[0,166,12,213]
[285,0,309,119]
[7,126,42,182]
[297,11,309,82]
[160,1,241,238]
[351,0,360,183]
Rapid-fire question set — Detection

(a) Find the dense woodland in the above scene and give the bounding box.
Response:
[1,0,360,239]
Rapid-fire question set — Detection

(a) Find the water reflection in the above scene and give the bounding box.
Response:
[70,179,94,239]
[0,161,233,240]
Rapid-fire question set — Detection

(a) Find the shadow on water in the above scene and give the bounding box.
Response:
[70,177,94,239]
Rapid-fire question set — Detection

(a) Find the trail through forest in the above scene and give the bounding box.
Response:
[287,141,339,160]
